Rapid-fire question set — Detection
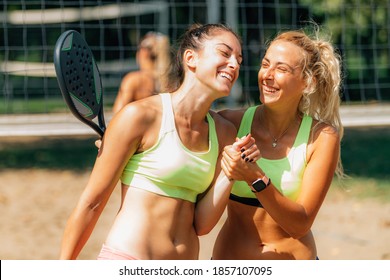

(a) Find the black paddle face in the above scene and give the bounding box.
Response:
[54,30,105,136]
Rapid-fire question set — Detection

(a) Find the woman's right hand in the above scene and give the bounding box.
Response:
[221,134,262,184]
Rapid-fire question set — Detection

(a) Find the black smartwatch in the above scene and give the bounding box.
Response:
[250,175,271,193]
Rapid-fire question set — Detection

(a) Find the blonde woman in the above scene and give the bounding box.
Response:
[113,32,171,113]
[214,27,344,260]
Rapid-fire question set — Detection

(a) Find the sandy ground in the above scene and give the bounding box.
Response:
[0,169,389,260]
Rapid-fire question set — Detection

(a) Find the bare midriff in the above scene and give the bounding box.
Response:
[104,185,199,260]
[213,200,317,260]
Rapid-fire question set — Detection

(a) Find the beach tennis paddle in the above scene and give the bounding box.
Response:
[54,30,106,137]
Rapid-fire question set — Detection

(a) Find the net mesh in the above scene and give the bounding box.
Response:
[1,0,390,114]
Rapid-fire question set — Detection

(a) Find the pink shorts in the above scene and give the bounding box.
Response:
[97,244,139,260]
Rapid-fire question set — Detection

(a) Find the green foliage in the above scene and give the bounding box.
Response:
[0,98,67,114]
[341,127,390,180]
[0,136,98,171]
[299,0,390,101]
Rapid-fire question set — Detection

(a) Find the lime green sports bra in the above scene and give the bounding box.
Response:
[120,93,219,203]
[230,106,313,207]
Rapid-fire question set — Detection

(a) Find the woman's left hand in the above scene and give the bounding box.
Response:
[222,134,260,183]
[232,134,260,163]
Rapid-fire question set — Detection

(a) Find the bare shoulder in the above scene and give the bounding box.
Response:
[109,95,162,135]
[125,94,160,117]
[216,108,247,130]
[120,71,138,86]
[121,70,153,87]
[307,120,341,161]
[209,110,236,128]
[209,110,238,148]
[311,121,340,142]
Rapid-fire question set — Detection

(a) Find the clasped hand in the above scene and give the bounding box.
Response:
[221,134,260,184]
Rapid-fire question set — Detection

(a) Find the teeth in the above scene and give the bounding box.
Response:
[219,72,233,81]
[263,84,277,93]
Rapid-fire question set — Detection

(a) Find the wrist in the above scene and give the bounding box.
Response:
[249,174,271,193]
[245,169,264,186]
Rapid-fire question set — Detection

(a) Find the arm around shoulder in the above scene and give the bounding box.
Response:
[217,108,246,131]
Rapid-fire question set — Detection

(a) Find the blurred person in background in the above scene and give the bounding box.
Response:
[112,32,171,113]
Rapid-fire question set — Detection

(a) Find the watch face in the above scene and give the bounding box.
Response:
[252,180,267,192]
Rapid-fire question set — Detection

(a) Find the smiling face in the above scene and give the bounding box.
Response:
[258,40,307,107]
[193,30,242,97]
